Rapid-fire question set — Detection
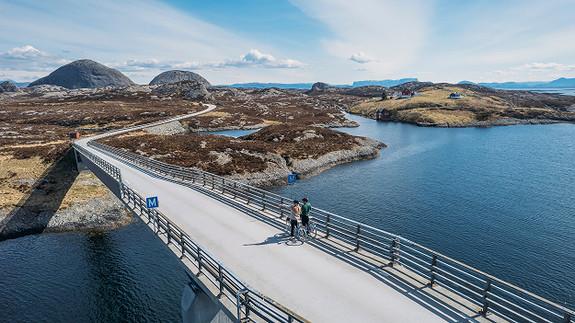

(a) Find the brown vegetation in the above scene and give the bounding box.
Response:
[98,124,371,176]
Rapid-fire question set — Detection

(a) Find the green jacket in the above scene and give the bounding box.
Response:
[301,203,312,216]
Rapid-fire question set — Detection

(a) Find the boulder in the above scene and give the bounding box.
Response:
[0,81,21,93]
[308,82,335,93]
[150,70,211,88]
[28,59,135,89]
[151,80,213,101]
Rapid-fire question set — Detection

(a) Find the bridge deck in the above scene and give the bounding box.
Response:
[77,139,500,322]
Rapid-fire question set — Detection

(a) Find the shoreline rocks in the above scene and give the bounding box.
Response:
[0,187,133,241]
[415,117,575,128]
[228,137,385,187]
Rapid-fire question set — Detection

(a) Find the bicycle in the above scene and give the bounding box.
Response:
[296,219,317,241]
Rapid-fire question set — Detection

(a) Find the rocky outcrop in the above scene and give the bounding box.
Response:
[228,137,385,187]
[0,192,133,241]
[150,70,212,88]
[28,59,135,89]
[307,82,337,94]
[0,81,21,93]
[417,118,575,128]
[145,120,188,135]
[307,82,388,97]
[152,80,213,101]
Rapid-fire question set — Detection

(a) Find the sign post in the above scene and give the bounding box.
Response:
[146,196,159,209]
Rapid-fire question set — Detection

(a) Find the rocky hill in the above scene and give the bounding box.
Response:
[28,59,134,89]
[151,80,213,101]
[150,70,211,88]
[0,81,21,93]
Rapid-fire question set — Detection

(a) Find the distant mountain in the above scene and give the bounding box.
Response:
[28,59,134,89]
[351,78,418,87]
[149,70,211,88]
[220,78,417,90]
[0,80,30,88]
[221,82,316,89]
[460,78,575,89]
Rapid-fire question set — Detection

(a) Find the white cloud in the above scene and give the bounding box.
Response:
[0,1,307,83]
[1,45,46,60]
[111,49,304,73]
[350,52,372,64]
[511,62,575,72]
[290,0,432,77]
[0,45,70,81]
[216,49,305,68]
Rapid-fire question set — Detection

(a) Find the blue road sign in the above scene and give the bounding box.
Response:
[146,196,159,208]
[288,174,297,184]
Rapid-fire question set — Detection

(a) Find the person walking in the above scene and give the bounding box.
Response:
[281,200,301,237]
[300,198,312,232]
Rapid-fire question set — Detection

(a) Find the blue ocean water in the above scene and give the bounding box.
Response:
[0,220,189,322]
[268,114,575,308]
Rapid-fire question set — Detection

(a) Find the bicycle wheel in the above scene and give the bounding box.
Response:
[296,225,307,241]
[309,222,318,239]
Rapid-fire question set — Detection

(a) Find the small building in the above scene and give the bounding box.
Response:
[401,89,416,98]
[69,131,80,139]
[376,109,391,121]
[449,92,462,99]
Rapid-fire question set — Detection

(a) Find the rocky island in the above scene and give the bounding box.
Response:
[343,82,575,127]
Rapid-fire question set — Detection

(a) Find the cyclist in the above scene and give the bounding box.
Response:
[300,198,312,233]
[281,200,300,237]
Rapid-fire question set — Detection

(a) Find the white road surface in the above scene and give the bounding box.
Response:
[77,105,468,322]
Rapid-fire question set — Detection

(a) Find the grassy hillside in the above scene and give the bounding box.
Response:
[348,86,575,125]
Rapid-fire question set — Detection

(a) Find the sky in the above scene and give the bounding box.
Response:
[1,0,575,85]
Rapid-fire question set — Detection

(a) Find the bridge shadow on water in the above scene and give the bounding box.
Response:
[0,149,78,241]
[102,152,494,322]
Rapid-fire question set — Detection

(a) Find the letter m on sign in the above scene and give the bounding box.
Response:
[146,197,159,209]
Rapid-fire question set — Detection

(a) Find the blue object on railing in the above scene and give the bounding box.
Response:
[146,196,159,208]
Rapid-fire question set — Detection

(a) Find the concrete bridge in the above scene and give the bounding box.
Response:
[73,105,574,323]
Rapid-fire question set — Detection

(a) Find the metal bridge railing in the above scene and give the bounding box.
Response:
[87,139,574,323]
[74,142,307,323]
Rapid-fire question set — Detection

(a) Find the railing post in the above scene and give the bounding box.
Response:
[166,222,171,245]
[247,187,251,205]
[355,225,361,251]
[197,248,202,275]
[180,231,185,259]
[262,192,266,211]
[154,212,159,234]
[233,183,237,199]
[429,254,438,286]
[218,264,223,298]
[222,178,225,194]
[391,238,399,265]
[245,293,251,318]
[212,174,215,189]
[563,313,571,323]
[236,289,248,322]
[480,279,492,316]
[203,173,206,186]
[280,198,284,218]
[326,214,331,238]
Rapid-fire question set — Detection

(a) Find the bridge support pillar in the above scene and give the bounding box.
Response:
[182,277,233,323]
